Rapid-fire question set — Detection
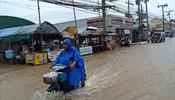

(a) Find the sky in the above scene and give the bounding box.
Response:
[0,0,174,24]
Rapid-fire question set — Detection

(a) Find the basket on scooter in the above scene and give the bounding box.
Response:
[43,64,68,84]
[43,72,67,84]
[43,71,58,84]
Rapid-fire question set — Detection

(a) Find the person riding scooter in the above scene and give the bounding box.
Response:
[119,35,131,47]
[52,39,86,92]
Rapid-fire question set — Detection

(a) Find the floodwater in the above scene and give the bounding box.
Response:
[0,38,175,100]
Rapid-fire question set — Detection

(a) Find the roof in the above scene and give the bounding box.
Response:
[0,21,60,38]
[0,16,35,30]
[0,27,21,37]
[54,19,87,32]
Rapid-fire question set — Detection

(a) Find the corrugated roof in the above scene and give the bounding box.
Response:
[0,27,21,37]
[0,21,60,38]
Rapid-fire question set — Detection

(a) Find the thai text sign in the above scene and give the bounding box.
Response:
[79,46,93,55]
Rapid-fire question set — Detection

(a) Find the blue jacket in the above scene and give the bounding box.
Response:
[53,39,85,87]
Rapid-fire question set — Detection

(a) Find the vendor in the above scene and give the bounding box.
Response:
[34,40,42,52]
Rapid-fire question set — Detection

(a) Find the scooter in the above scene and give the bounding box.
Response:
[43,64,70,93]
[43,64,86,93]
[120,37,131,47]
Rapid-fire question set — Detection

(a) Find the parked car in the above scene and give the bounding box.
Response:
[165,32,174,38]
[151,32,166,43]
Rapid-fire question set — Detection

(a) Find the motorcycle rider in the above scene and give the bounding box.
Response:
[52,39,86,92]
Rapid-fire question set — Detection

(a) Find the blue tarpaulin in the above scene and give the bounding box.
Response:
[0,27,21,38]
[0,21,60,43]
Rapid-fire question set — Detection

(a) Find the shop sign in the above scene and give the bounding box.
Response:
[79,46,93,56]
[48,51,61,62]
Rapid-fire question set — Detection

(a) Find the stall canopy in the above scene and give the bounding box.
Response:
[0,27,21,37]
[0,21,61,43]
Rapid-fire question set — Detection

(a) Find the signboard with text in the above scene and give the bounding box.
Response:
[48,51,61,62]
[79,46,93,56]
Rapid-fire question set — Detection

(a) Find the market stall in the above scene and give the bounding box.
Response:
[0,21,62,65]
[76,33,105,55]
[75,27,106,55]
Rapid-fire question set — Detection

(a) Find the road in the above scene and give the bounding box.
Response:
[0,38,175,100]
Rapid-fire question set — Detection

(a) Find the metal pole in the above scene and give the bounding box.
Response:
[37,0,41,25]
[37,0,45,64]
[72,0,78,34]
[138,3,141,29]
[98,0,101,17]
[128,0,130,18]
[145,0,149,31]
[31,34,34,53]
[168,13,171,31]
[141,4,143,26]
[140,4,143,41]
[162,6,165,32]
[158,4,168,32]
[102,0,107,34]
[166,10,173,32]
[72,0,79,48]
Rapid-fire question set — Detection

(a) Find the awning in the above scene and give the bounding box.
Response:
[0,27,21,37]
[0,21,61,43]
[0,35,30,43]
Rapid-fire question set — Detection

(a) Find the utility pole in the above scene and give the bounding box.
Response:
[165,10,173,32]
[140,4,144,41]
[136,0,142,41]
[158,4,168,32]
[72,0,78,34]
[145,0,149,31]
[128,0,130,18]
[72,0,79,48]
[37,0,45,64]
[136,0,141,29]
[98,0,101,17]
[141,4,143,26]
[126,0,134,18]
[37,0,41,26]
[102,0,107,34]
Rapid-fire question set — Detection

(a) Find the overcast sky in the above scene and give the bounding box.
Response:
[0,0,174,24]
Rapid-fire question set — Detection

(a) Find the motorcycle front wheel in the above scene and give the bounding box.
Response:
[47,83,60,93]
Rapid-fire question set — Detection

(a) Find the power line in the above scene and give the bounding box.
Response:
[1,0,100,24]
[1,0,162,21]
[0,0,38,10]
[23,5,99,19]
[1,0,99,15]
[78,0,136,15]
[0,0,36,7]
[79,0,160,19]
[0,0,64,9]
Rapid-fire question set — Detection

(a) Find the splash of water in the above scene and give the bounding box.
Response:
[40,90,91,100]
[32,60,122,100]
[31,91,47,100]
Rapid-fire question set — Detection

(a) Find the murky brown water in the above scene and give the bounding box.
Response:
[0,38,175,100]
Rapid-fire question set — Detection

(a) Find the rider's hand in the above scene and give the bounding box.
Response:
[70,61,76,70]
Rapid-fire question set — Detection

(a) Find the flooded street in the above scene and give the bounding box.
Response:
[0,38,175,100]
